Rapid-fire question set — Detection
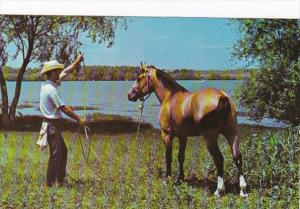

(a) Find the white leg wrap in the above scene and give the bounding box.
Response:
[214,176,225,197]
[239,175,248,198]
[239,175,247,189]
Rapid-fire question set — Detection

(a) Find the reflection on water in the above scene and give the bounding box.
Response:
[3,80,284,128]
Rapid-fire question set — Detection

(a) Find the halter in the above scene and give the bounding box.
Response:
[140,92,152,102]
[140,72,152,102]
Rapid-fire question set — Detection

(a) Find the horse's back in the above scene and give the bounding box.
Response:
[189,88,228,121]
[161,88,237,137]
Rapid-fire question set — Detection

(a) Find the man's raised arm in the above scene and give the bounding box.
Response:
[59,54,84,80]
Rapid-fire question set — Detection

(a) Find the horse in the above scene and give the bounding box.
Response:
[128,63,248,197]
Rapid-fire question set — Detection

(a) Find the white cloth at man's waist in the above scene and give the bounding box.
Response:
[37,121,48,150]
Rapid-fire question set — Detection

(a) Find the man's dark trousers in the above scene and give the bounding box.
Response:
[45,119,67,186]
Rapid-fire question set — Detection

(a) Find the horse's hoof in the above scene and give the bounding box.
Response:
[175,178,184,185]
[162,176,171,184]
[214,188,225,198]
[240,189,248,198]
[214,176,225,197]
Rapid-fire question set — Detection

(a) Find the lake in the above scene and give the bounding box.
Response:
[2,80,283,128]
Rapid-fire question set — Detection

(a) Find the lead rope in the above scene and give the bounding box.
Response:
[135,91,152,140]
[77,54,101,173]
[135,100,144,141]
[81,56,91,161]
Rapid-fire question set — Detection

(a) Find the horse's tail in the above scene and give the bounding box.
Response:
[216,95,231,121]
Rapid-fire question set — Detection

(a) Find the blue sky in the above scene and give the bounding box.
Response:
[8,17,247,70]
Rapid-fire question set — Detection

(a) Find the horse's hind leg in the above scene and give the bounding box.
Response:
[223,130,248,197]
[178,137,187,182]
[203,133,225,197]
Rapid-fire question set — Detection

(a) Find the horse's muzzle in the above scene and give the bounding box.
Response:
[128,90,138,102]
[128,94,137,102]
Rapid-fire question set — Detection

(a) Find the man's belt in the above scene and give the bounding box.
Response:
[43,117,62,126]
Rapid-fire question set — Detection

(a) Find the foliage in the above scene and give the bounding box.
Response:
[0,33,7,66]
[0,126,298,208]
[0,16,126,65]
[0,15,126,125]
[233,19,300,126]
[242,127,299,189]
[207,70,222,80]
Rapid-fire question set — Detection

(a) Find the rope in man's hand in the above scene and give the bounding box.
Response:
[75,52,102,174]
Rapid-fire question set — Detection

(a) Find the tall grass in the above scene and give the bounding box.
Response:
[0,126,298,208]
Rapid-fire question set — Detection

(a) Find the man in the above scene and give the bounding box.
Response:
[39,54,85,187]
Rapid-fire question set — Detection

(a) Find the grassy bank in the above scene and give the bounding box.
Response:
[0,114,153,134]
[0,118,298,208]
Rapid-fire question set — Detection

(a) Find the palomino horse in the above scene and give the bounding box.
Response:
[128,64,248,197]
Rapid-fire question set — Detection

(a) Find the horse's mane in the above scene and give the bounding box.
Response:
[148,66,187,93]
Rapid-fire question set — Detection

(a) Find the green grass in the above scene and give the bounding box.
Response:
[0,127,298,208]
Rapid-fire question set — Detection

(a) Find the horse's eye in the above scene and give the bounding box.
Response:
[137,76,143,82]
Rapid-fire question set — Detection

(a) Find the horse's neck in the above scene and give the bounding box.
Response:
[153,80,173,104]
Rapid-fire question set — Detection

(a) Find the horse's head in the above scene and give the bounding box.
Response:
[128,63,155,102]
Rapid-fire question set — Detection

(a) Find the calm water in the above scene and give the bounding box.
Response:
[2,80,283,128]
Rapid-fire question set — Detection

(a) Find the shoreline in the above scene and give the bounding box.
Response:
[0,114,153,134]
[4,78,244,81]
[0,114,280,133]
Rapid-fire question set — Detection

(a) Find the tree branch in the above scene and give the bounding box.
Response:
[11,18,26,60]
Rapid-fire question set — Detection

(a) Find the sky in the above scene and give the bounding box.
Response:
[7,17,248,70]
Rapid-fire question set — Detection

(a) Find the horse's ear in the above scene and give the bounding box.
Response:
[140,62,146,73]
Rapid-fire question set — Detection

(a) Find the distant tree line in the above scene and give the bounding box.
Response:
[2,65,250,81]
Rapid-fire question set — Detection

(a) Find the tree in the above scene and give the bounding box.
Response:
[207,69,221,80]
[233,19,300,126]
[221,70,230,80]
[0,15,126,126]
[0,30,9,127]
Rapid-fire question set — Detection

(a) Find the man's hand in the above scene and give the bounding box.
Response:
[61,106,84,125]
[78,117,86,126]
[75,54,84,64]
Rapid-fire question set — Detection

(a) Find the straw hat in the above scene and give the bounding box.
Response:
[40,60,64,75]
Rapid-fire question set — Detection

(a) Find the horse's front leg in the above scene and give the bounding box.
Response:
[178,137,187,182]
[162,131,173,178]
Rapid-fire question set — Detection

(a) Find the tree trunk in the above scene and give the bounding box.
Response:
[0,67,10,128]
[8,60,30,122]
[8,42,33,122]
